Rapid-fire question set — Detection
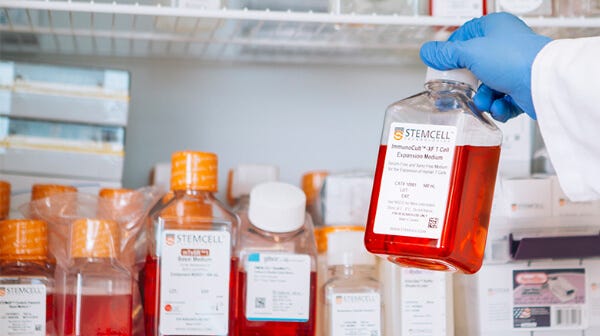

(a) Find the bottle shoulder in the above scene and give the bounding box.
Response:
[0,261,54,279]
[323,275,382,294]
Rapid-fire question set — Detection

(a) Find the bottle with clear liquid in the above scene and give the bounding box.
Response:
[324,230,383,336]
[56,218,132,336]
[226,164,279,212]
[234,182,318,336]
[0,219,55,336]
[142,151,238,336]
[365,68,502,274]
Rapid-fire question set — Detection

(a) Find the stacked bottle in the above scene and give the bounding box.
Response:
[0,219,54,335]
[56,218,133,336]
[227,164,279,212]
[234,182,318,336]
[143,150,237,336]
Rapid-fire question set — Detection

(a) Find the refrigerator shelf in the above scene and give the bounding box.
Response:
[1,0,600,64]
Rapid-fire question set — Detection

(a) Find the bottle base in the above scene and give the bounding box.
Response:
[388,256,457,272]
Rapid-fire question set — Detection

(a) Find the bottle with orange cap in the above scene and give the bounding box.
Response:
[0,219,55,335]
[0,181,11,220]
[142,151,238,336]
[55,218,132,336]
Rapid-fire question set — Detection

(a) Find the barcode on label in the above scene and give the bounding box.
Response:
[428,217,438,229]
[255,297,266,309]
[555,307,582,327]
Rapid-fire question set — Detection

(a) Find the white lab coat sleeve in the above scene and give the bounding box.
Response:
[531,36,600,201]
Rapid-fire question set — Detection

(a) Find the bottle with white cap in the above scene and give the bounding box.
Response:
[323,230,382,336]
[233,182,318,336]
[226,164,279,212]
[365,68,503,274]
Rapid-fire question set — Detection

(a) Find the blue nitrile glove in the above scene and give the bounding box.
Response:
[420,13,552,121]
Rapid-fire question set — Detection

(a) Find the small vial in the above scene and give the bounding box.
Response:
[365,68,502,274]
[324,230,382,336]
[0,181,10,220]
[226,164,279,212]
[56,218,132,336]
[0,219,54,336]
[234,182,318,336]
[142,151,237,336]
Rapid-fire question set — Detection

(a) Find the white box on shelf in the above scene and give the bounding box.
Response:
[0,147,123,182]
[551,176,600,217]
[0,61,129,126]
[495,114,534,177]
[430,0,484,17]
[0,172,121,218]
[321,171,373,226]
[454,259,600,336]
[150,162,171,192]
[499,177,553,218]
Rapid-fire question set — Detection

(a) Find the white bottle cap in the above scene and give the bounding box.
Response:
[327,230,375,266]
[425,67,479,90]
[230,164,279,199]
[249,182,306,233]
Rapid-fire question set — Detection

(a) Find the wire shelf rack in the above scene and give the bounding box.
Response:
[1,1,600,64]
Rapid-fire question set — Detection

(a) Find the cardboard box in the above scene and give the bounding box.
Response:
[551,176,600,217]
[495,114,535,177]
[455,259,600,336]
[499,177,553,218]
[321,172,373,226]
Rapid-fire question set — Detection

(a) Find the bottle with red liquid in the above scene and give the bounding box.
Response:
[0,219,54,335]
[234,182,318,336]
[365,68,502,274]
[57,218,133,336]
[143,151,237,336]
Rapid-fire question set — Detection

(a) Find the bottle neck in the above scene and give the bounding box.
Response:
[173,189,215,198]
[425,80,475,97]
[235,195,250,212]
[328,264,375,278]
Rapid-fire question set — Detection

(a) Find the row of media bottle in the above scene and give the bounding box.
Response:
[0,68,502,335]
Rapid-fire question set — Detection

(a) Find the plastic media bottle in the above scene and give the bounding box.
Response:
[143,151,237,336]
[0,219,54,336]
[226,164,279,212]
[0,181,10,220]
[58,218,132,336]
[365,68,502,274]
[324,230,382,336]
[234,182,318,336]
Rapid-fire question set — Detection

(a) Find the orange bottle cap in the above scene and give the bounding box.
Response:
[301,171,328,205]
[98,188,143,218]
[0,219,48,260]
[314,225,365,254]
[70,218,119,259]
[31,184,77,201]
[98,188,134,199]
[0,181,11,220]
[170,151,218,192]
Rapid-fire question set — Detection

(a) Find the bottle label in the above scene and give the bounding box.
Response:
[0,284,46,335]
[331,292,381,336]
[159,230,231,335]
[373,122,457,239]
[245,253,311,322]
[401,268,449,336]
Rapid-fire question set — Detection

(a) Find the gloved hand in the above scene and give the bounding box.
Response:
[420,13,552,121]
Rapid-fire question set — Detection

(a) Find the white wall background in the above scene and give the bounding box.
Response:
[6,54,426,196]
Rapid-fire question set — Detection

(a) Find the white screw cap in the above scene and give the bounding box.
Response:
[249,182,306,233]
[425,67,479,90]
[230,164,279,199]
[327,230,375,266]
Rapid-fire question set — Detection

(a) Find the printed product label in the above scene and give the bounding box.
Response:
[512,268,587,330]
[374,122,457,239]
[431,0,483,17]
[159,230,231,335]
[401,268,448,336]
[0,284,46,335]
[331,292,381,336]
[245,253,311,322]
